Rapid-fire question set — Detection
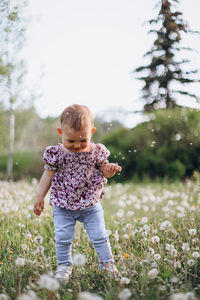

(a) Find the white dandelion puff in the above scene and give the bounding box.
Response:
[188,229,197,236]
[77,292,103,300]
[192,251,199,258]
[148,268,159,279]
[120,277,131,285]
[151,236,160,244]
[154,254,161,261]
[118,288,132,300]
[39,274,59,291]
[187,259,195,267]
[15,257,25,267]
[73,253,86,266]
[182,243,190,252]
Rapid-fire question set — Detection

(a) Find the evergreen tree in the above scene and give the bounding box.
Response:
[134,0,200,111]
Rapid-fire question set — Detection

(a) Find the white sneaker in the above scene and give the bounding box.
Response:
[55,264,72,284]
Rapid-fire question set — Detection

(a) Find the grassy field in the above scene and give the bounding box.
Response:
[0,179,200,300]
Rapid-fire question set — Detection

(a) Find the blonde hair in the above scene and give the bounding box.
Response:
[60,104,94,130]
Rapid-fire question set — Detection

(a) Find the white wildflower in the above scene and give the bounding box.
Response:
[73,253,86,266]
[187,259,195,267]
[34,235,43,244]
[148,268,159,279]
[77,292,103,300]
[154,254,161,261]
[192,251,199,258]
[188,229,197,236]
[151,261,158,268]
[151,236,160,244]
[39,274,59,291]
[123,234,129,239]
[170,276,179,283]
[148,247,155,255]
[15,257,25,267]
[17,290,38,300]
[140,217,148,224]
[170,249,178,257]
[120,277,130,285]
[118,288,131,300]
[160,220,172,230]
[169,292,195,300]
[174,261,181,269]
[114,230,119,242]
[143,224,150,232]
[166,243,174,251]
[182,243,190,252]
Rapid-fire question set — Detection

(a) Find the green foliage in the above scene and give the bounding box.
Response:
[102,108,200,182]
[0,151,43,180]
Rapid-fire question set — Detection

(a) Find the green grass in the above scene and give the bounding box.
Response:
[0,179,200,299]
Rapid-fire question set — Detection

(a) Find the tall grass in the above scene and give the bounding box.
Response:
[0,179,199,299]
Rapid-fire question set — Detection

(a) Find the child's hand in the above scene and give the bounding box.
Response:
[34,199,44,216]
[101,163,122,178]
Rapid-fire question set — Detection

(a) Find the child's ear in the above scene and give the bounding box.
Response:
[57,128,62,135]
[91,127,96,135]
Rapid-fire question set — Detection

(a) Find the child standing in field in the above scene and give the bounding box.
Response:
[34,104,121,283]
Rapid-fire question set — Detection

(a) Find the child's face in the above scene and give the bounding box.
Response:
[58,123,96,152]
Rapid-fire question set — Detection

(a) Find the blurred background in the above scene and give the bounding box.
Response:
[0,0,200,182]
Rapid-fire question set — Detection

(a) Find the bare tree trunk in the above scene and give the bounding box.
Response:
[7,111,15,180]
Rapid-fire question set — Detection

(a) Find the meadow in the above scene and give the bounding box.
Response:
[0,179,199,300]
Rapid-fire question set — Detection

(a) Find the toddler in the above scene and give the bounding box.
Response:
[34,104,121,283]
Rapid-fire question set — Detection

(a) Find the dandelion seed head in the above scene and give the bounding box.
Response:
[192,251,199,258]
[39,274,59,291]
[187,259,195,267]
[120,277,130,285]
[148,268,159,279]
[118,288,131,300]
[73,253,86,266]
[189,229,196,236]
[77,292,103,300]
[15,257,25,267]
[182,243,190,252]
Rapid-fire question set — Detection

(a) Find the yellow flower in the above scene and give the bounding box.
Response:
[38,257,43,261]
[9,251,13,254]
[0,262,3,265]
[82,249,86,252]
[124,253,130,259]
[177,228,181,232]
[111,216,114,219]
[137,217,141,221]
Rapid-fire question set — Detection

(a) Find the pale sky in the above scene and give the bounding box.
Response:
[22,0,200,127]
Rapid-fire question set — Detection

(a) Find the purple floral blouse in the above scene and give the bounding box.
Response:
[43,143,110,210]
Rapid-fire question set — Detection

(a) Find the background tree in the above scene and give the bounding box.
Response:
[134,0,200,111]
[0,0,29,179]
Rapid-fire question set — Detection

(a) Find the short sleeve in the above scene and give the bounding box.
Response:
[95,143,110,168]
[43,146,58,171]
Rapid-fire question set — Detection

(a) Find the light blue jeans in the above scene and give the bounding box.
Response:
[53,201,113,268]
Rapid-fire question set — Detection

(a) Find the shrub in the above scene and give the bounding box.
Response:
[102,107,200,182]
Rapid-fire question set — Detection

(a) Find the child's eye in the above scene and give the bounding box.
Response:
[81,140,86,143]
[68,140,74,143]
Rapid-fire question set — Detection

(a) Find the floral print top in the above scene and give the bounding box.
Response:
[43,143,110,210]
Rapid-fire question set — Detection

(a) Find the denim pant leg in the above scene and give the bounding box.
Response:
[80,202,113,268]
[53,206,76,265]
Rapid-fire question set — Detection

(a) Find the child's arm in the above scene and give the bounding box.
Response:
[99,163,122,178]
[34,170,55,216]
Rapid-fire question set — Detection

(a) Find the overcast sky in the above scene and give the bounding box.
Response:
[22,0,200,127]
